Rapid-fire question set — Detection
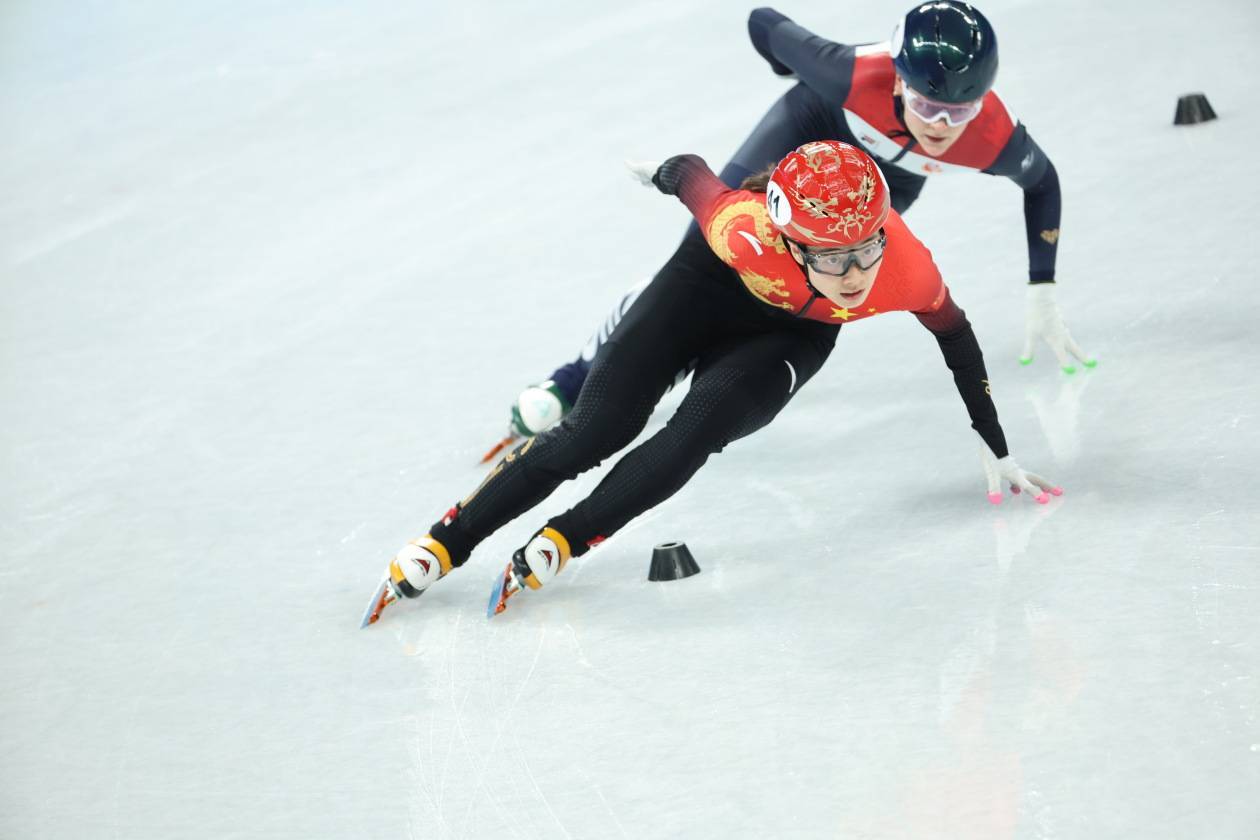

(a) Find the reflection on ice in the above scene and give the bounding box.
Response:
[1024,369,1095,464]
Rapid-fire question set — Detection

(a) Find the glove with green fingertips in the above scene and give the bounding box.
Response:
[1020,283,1096,374]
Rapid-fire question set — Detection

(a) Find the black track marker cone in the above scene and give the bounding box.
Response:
[1174,93,1217,125]
[649,542,701,581]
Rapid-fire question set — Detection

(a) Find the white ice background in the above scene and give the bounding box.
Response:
[3,1,1259,838]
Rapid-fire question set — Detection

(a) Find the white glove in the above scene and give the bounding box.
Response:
[979,441,1062,505]
[624,159,661,188]
[1021,284,1095,374]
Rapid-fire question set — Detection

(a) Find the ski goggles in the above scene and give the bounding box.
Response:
[798,229,887,276]
[901,84,984,127]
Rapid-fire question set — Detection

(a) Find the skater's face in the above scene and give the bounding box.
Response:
[898,78,974,157]
[788,232,885,309]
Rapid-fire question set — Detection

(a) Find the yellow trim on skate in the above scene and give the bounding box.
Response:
[524,571,543,590]
[389,561,406,584]
[541,527,572,572]
[416,535,454,575]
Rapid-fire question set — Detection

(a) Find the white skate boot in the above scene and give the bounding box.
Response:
[487,527,572,617]
[360,535,453,627]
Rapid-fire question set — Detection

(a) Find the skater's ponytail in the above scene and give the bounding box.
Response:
[739,165,776,192]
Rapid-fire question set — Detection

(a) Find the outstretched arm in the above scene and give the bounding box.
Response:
[915,291,1008,459]
[916,290,1062,503]
[986,129,1060,283]
[746,8,858,101]
[986,130,1094,371]
[646,154,727,218]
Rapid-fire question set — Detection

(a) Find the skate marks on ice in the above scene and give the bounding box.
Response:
[1185,508,1260,755]
[740,477,815,532]
[378,547,709,836]
[387,611,542,837]
[7,197,141,268]
[386,606,598,838]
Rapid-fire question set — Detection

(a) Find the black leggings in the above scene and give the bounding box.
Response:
[432,234,839,563]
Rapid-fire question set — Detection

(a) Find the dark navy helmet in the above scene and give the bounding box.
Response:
[892,1,998,103]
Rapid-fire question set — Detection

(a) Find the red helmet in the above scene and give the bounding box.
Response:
[765,141,890,247]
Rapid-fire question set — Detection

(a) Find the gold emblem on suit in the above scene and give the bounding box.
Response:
[463,437,536,506]
[707,200,786,263]
[739,271,794,310]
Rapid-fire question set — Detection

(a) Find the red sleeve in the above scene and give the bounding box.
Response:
[913,288,1009,458]
[914,287,966,333]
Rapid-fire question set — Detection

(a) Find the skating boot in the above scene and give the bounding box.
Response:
[359,535,453,628]
[487,527,571,617]
[479,381,571,464]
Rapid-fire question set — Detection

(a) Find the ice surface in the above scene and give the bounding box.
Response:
[3,1,1259,838]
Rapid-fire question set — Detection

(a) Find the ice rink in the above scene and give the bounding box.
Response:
[3,1,1259,837]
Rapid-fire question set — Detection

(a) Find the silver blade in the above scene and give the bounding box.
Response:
[359,577,398,628]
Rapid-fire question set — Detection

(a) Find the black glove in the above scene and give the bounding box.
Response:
[651,155,696,196]
[748,7,795,76]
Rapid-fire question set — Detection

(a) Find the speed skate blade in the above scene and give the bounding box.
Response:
[478,434,519,465]
[360,578,401,628]
[486,565,519,618]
